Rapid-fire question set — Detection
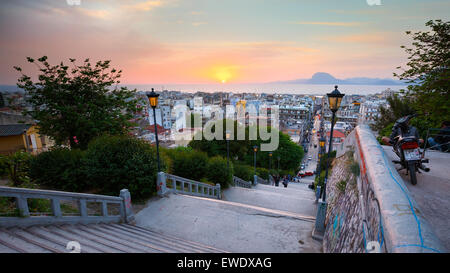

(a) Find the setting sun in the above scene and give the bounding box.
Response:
[205,64,239,84]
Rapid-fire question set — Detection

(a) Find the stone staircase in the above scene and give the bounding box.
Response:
[135,180,321,253]
[0,223,228,253]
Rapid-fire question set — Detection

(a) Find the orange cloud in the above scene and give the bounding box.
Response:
[122,0,164,12]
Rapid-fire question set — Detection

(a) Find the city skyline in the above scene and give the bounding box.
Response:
[0,0,449,85]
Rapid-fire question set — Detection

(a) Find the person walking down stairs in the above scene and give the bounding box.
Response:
[282,175,289,188]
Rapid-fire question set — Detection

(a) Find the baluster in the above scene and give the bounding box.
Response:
[51,198,62,217]
[188,183,192,193]
[79,199,87,218]
[102,201,108,217]
[16,196,29,217]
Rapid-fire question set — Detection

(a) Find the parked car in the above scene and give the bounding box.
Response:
[308,156,312,161]
[305,171,314,176]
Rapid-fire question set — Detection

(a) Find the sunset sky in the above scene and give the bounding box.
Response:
[0,0,449,84]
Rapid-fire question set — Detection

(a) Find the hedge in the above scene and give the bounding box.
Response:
[29,148,87,192]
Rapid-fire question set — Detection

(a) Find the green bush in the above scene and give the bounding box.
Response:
[314,170,326,189]
[337,180,347,193]
[233,163,254,181]
[255,167,269,180]
[206,156,233,189]
[5,151,32,186]
[29,148,87,192]
[163,147,208,181]
[350,162,360,177]
[0,155,8,177]
[84,135,163,200]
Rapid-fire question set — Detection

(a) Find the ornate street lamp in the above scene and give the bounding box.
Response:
[226,130,231,172]
[321,86,344,201]
[313,86,344,237]
[147,88,161,172]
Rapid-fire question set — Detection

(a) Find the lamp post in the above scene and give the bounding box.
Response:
[147,88,161,172]
[269,152,272,171]
[226,130,231,172]
[321,86,344,202]
[316,136,326,175]
[253,145,258,175]
[313,86,344,239]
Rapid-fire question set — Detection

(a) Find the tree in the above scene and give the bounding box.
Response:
[372,94,416,134]
[15,57,138,149]
[188,119,304,172]
[394,20,450,128]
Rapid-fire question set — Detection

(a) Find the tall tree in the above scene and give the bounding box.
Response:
[372,94,416,134]
[15,57,138,149]
[394,20,450,128]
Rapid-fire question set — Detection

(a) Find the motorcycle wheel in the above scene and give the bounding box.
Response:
[408,163,417,185]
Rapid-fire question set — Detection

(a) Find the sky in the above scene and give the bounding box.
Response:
[0,0,449,85]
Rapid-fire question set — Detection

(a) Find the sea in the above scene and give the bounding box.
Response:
[0,83,407,96]
[122,83,407,96]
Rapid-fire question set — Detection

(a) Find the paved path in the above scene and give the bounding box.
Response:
[135,188,322,253]
[223,182,317,217]
[383,146,450,251]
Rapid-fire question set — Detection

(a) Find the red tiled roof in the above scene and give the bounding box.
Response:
[326,129,345,138]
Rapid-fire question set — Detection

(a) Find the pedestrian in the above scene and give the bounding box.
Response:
[275,175,280,187]
[282,175,288,188]
[428,121,450,152]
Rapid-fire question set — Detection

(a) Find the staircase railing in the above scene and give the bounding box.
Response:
[0,186,134,228]
[157,172,221,199]
[232,176,252,188]
[255,175,270,185]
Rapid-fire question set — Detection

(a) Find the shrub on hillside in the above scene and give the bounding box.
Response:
[0,155,8,178]
[163,147,208,181]
[5,151,32,186]
[84,135,163,200]
[255,167,269,180]
[233,163,254,181]
[206,156,233,189]
[29,148,87,192]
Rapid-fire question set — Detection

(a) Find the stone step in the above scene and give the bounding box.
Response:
[135,194,322,253]
[123,223,229,253]
[0,223,226,253]
[223,183,316,217]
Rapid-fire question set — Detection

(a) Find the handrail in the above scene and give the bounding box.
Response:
[232,176,252,188]
[0,186,134,227]
[157,172,221,199]
[255,175,270,185]
[353,125,445,253]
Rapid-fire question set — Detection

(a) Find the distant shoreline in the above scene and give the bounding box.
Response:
[0,83,407,96]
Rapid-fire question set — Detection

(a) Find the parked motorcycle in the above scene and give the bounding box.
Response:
[390,114,430,185]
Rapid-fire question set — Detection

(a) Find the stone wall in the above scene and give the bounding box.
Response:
[323,151,365,253]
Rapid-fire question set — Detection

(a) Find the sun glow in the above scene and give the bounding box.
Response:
[208,65,238,83]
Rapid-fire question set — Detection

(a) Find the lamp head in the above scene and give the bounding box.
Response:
[253,145,258,152]
[327,85,345,112]
[147,88,159,108]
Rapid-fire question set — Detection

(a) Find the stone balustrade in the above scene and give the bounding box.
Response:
[0,186,134,227]
[157,172,221,199]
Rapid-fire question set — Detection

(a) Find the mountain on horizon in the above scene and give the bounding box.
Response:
[273,72,405,86]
